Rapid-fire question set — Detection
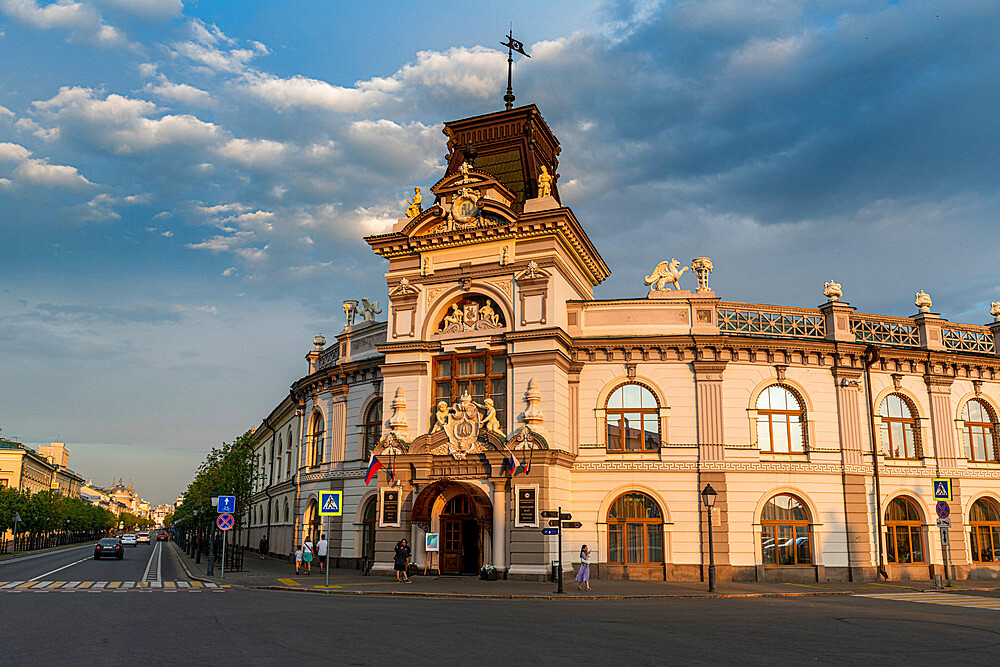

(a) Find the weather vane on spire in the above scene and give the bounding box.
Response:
[501,28,530,110]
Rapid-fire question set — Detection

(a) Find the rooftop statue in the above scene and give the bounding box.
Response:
[915,290,933,313]
[644,259,689,292]
[359,298,382,322]
[405,187,422,218]
[537,165,553,198]
[991,302,1000,322]
[823,281,842,302]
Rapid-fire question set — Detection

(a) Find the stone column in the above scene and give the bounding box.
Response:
[693,361,726,461]
[492,478,508,573]
[831,366,873,580]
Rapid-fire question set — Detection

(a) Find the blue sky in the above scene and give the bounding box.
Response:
[1,0,997,504]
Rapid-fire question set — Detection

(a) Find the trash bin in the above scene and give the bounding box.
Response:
[551,561,559,582]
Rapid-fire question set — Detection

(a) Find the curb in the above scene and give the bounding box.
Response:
[169,542,215,584]
[248,585,855,600]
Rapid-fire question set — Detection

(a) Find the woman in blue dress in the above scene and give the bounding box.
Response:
[575,545,591,591]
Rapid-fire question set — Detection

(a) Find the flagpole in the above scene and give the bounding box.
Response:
[504,30,515,110]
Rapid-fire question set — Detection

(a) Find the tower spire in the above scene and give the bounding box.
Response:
[500,29,530,110]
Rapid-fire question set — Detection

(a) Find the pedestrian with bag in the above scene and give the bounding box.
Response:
[302,536,314,575]
[316,533,329,574]
[576,545,592,591]
[394,539,412,583]
[259,534,268,559]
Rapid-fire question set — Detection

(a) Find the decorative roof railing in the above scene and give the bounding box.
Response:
[942,323,996,355]
[717,302,826,339]
[849,313,920,347]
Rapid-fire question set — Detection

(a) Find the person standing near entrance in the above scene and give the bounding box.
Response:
[576,545,591,591]
[316,533,329,574]
[394,539,412,583]
[259,534,268,559]
[302,537,314,575]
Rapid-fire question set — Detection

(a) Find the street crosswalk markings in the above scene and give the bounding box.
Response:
[860,591,1000,610]
[0,580,224,592]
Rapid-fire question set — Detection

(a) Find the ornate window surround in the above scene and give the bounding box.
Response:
[954,393,1000,464]
[359,393,383,461]
[968,494,1000,564]
[308,408,325,468]
[870,386,930,463]
[593,375,670,454]
[759,493,813,567]
[883,495,927,565]
[751,486,823,568]
[421,283,513,340]
[747,378,816,459]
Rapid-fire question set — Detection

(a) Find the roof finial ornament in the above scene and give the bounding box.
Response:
[500,28,530,111]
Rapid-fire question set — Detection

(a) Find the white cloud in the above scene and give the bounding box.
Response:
[0,141,33,161]
[170,20,267,74]
[31,86,223,154]
[240,73,389,112]
[14,159,91,188]
[0,105,14,119]
[0,0,134,48]
[143,78,213,107]
[97,0,182,20]
[217,137,287,167]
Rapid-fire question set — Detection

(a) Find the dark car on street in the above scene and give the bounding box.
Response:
[94,538,124,560]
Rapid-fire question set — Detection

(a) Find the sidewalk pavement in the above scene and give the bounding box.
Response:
[168,543,1000,599]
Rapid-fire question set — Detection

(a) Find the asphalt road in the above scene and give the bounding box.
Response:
[0,538,183,584]
[3,581,1000,665]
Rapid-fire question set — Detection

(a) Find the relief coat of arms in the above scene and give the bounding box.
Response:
[432,391,485,459]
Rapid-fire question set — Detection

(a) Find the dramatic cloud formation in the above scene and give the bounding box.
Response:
[1,0,997,502]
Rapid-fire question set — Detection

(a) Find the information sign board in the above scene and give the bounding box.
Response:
[517,486,538,526]
[381,489,400,527]
[540,510,559,519]
[217,495,236,514]
[936,517,951,528]
[425,533,439,552]
[542,528,559,535]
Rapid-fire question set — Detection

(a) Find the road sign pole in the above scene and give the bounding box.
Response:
[941,526,952,587]
[325,515,330,588]
[557,505,563,594]
[221,528,226,578]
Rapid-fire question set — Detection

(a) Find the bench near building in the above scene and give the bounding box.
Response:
[246,104,1000,583]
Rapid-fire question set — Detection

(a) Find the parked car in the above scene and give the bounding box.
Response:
[94,538,123,560]
[120,534,138,547]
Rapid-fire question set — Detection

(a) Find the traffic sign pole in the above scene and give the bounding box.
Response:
[325,515,330,588]
[221,527,226,579]
[557,505,563,594]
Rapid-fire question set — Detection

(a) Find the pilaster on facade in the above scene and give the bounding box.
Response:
[693,361,726,462]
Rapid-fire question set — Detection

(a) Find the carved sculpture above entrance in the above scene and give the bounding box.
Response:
[430,390,485,459]
[436,294,505,335]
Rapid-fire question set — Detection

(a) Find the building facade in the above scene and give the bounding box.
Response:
[248,104,1000,583]
[0,439,84,497]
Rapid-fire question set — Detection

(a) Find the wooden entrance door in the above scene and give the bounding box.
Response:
[442,519,463,573]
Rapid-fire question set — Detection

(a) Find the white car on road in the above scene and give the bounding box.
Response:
[120,534,138,547]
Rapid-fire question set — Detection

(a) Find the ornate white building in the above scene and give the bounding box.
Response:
[247,104,1000,583]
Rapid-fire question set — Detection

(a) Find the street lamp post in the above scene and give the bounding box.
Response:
[207,496,218,576]
[701,484,718,593]
[193,510,201,564]
[65,518,71,545]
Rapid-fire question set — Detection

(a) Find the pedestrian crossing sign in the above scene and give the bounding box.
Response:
[932,478,952,501]
[319,491,343,516]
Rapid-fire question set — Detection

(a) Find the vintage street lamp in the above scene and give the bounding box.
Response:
[207,497,219,576]
[65,518,71,545]
[701,484,718,593]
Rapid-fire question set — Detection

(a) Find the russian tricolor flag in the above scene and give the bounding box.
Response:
[364,454,383,485]
[506,452,520,477]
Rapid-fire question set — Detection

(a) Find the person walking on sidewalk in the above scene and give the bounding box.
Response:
[302,537,314,575]
[576,545,592,591]
[294,547,303,575]
[394,539,412,583]
[259,534,268,559]
[316,533,328,574]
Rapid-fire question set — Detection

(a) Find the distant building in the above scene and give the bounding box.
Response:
[0,438,83,496]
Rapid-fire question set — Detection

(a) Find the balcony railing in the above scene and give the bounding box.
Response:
[849,313,920,347]
[942,323,996,355]
[717,303,826,339]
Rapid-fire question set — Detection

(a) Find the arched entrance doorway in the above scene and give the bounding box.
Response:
[361,497,377,561]
[440,494,479,574]
[412,480,492,575]
[303,497,320,544]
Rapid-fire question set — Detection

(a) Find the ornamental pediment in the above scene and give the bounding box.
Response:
[397,165,518,238]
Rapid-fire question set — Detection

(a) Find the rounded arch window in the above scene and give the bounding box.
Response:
[283,500,290,523]
[885,497,925,564]
[363,399,382,460]
[605,384,660,452]
[607,492,664,565]
[310,411,325,466]
[879,394,920,459]
[760,494,812,566]
[755,385,806,454]
[964,399,998,463]
[286,428,294,475]
[970,498,1000,563]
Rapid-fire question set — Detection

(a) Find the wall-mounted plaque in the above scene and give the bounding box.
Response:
[515,484,538,527]
[380,488,400,527]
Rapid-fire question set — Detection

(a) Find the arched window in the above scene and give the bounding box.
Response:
[607,492,664,565]
[283,499,290,523]
[886,497,925,564]
[361,497,377,560]
[756,385,806,454]
[760,494,812,566]
[310,411,324,467]
[970,498,1000,564]
[964,399,999,463]
[605,384,660,452]
[363,400,382,460]
[286,427,293,475]
[879,394,920,459]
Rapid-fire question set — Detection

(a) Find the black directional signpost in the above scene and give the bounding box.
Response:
[540,506,582,593]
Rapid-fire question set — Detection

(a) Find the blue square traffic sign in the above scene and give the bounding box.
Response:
[217,495,236,514]
[932,479,952,502]
[319,491,342,516]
